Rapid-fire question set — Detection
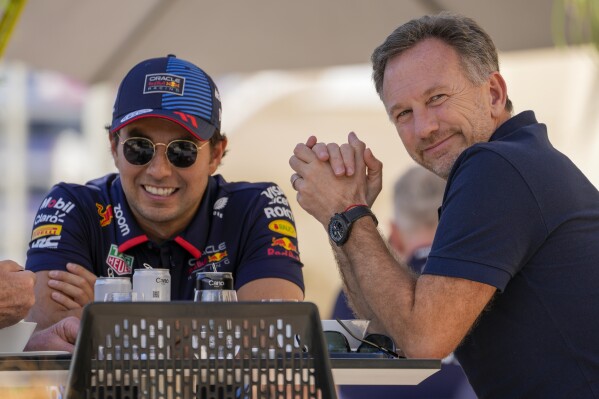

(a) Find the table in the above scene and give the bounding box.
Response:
[0,354,440,388]
[331,357,440,386]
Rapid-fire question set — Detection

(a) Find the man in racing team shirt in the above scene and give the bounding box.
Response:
[25,55,304,330]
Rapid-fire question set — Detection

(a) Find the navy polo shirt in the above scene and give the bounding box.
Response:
[426,111,599,398]
[26,174,304,299]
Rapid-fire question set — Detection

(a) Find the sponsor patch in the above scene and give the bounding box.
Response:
[213,197,228,211]
[207,251,228,263]
[144,73,185,95]
[267,248,300,261]
[268,220,297,238]
[96,203,113,227]
[40,196,75,213]
[187,242,229,276]
[31,236,61,249]
[114,203,131,236]
[105,244,134,275]
[120,109,152,123]
[271,237,298,253]
[264,206,294,221]
[213,197,228,218]
[34,210,66,226]
[31,224,62,240]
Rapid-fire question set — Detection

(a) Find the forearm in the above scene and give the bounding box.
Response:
[339,218,422,352]
[341,218,496,358]
[237,278,304,301]
[26,271,82,330]
[330,245,387,332]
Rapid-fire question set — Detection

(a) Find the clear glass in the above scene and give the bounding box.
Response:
[260,299,300,302]
[194,289,238,302]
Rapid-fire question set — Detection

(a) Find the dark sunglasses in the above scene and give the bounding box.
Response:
[324,319,403,358]
[119,136,209,168]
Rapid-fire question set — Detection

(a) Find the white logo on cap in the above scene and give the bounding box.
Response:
[120,109,153,123]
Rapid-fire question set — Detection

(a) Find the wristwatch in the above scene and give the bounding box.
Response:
[328,205,378,246]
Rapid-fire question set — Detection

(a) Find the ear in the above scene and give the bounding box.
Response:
[208,137,228,175]
[109,132,119,167]
[488,71,508,118]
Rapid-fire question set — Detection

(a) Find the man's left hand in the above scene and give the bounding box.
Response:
[48,263,96,309]
[24,316,80,353]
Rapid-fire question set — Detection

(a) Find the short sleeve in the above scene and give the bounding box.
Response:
[26,185,97,273]
[233,184,305,292]
[425,149,547,291]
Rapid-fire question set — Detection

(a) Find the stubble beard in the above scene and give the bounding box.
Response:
[411,151,459,180]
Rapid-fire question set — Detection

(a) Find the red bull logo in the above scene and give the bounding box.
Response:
[271,237,297,252]
[96,203,113,227]
[144,73,184,95]
[207,251,228,263]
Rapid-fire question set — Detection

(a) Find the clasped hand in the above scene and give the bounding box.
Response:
[289,132,383,225]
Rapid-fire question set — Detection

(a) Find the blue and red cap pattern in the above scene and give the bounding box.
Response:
[110,54,221,141]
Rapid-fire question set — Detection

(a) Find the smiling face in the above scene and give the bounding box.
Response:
[111,118,226,242]
[382,38,510,178]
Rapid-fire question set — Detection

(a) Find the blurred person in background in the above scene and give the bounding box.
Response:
[25,55,304,330]
[0,260,78,352]
[332,166,475,399]
[290,12,599,398]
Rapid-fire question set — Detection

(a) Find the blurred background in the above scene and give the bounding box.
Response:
[1,0,598,316]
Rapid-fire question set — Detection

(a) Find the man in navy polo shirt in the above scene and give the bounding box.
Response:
[25,55,304,330]
[289,12,599,399]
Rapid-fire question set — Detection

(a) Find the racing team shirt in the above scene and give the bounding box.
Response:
[26,174,304,300]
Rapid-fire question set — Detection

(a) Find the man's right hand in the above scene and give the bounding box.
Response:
[48,263,96,309]
[0,260,36,329]
[310,133,383,208]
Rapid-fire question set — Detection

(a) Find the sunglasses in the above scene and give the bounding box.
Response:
[324,319,403,358]
[118,136,209,168]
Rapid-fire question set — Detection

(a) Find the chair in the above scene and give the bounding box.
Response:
[65,302,337,399]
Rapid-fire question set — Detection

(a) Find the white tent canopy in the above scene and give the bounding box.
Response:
[4,0,557,84]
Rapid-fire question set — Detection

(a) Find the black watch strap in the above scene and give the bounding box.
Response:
[343,205,378,226]
[328,205,378,246]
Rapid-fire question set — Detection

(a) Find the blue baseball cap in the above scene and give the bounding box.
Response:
[110,54,221,141]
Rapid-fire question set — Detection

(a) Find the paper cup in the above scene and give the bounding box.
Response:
[0,321,37,352]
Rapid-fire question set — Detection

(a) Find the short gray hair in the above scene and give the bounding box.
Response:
[371,12,512,112]
[393,166,446,232]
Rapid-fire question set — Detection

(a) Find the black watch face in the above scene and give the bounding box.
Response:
[328,215,347,244]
